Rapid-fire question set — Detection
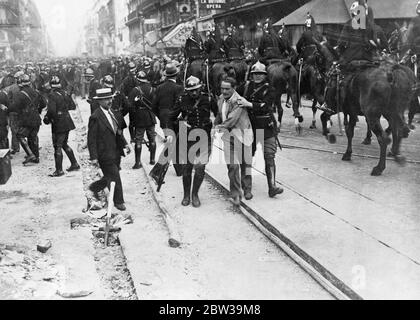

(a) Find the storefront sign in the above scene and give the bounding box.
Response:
[200,0,227,10]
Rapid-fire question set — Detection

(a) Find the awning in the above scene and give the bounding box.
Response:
[162,21,195,48]
[275,0,418,26]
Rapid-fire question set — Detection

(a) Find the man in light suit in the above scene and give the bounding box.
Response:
[214,77,254,206]
[88,88,131,211]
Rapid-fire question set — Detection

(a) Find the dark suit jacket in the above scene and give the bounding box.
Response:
[88,107,128,163]
[152,79,183,129]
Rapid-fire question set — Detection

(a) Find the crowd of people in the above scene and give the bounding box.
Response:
[2,0,420,211]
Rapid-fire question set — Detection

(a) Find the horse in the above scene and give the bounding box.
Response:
[267,58,303,133]
[229,57,249,87]
[205,60,236,97]
[323,61,416,176]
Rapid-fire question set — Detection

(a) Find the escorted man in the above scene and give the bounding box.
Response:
[8,74,45,165]
[214,77,254,206]
[88,88,131,212]
[43,76,80,177]
[170,76,218,208]
[128,71,156,169]
[237,62,284,198]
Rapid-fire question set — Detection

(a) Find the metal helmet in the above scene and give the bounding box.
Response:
[185,76,202,91]
[136,70,148,82]
[19,74,31,87]
[50,76,62,88]
[250,61,267,75]
[103,75,114,88]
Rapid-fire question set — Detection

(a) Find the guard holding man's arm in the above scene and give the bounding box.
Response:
[238,62,284,198]
[169,76,218,208]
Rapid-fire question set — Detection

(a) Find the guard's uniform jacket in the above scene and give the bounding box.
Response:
[128,82,156,128]
[170,92,218,134]
[121,74,139,98]
[111,90,129,130]
[238,81,277,143]
[152,79,183,129]
[185,37,205,62]
[258,32,289,61]
[223,34,245,60]
[44,89,76,133]
[407,15,420,55]
[9,86,44,129]
[204,36,225,63]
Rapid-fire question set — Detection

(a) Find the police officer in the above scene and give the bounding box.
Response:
[296,13,323,64]
[0,90,9,149]
[406,1,420,56]
[128,71,156,169]
[238,62,284,198]
[223,24,245,61]
[185,27,205,63]
[8,74,45,165]
[120,62,139,98]
[43,76,80,177]
[170,76,218,208]
[258,18,290,65]
[204,25,226,64]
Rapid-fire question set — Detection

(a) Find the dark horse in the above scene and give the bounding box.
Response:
[206,61,236,97]
[267,58,303,133]
[324,61,416,176]
[229,58,249,87]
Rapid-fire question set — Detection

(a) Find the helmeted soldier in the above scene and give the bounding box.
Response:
[258,18,290,65]
[204,24,226,64]
[223,24,245,61]
[120,62,139,98]
[128,71,157,169]
[237,62,284,198]
[169,76,218,208]
[185,27,205,63]
[407,1,420,56]
[7,74,45,165]
[296,13,323,63]
[43,76,80,177]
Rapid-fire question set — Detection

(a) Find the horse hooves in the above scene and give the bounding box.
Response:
[371,167,383,176]
[342,153,352,161]
[362,138,371,145]
[296,125,302,135]
[395,155,407,166]
[327,134,337,144]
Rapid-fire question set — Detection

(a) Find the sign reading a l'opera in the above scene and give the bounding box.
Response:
[200,0,227,10]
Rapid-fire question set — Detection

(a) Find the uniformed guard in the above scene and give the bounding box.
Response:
[258,18,290,65]
[169,76,218,208]
[296,13,323,64]
[204,24,226,64]
[120,62,139,98]
[7,74,45,165]
[185,27,205,63]
[223,24,245,61]
[406,1,420,60]
[128,71,157,169]
[43,76,80,177]
[237,62,284,198]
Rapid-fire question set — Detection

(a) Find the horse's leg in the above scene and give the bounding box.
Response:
[285,91,292,108]
[362,117,372,145]
[408,98,418,130]
[368,115,391,176]
[342,114,357,161]
[310,99,317,129]
[387,114,407,165]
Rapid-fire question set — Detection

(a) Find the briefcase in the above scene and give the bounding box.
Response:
[0,149,12,185]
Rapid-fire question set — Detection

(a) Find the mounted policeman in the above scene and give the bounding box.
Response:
[258,18,292,65]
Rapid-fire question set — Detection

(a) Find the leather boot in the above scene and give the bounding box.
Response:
[191,173,204,208]
[182,173,192,206]
[50,151,65,177]
[149,142,156,165]
[133,145,142,169]
[20,138,36,165]
[64,146,80,171]
[266,162,284,198]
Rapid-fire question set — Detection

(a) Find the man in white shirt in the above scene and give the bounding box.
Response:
[214,77,254,206]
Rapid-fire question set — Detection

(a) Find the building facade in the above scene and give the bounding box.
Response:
[0,0,47,62]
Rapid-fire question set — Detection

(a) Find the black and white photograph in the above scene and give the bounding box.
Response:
[0,0,419,304]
